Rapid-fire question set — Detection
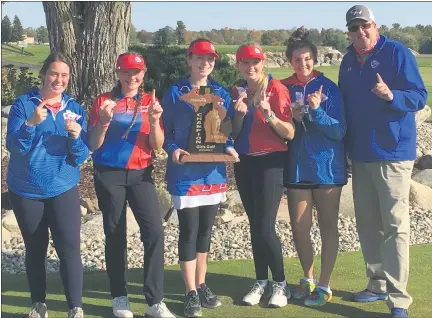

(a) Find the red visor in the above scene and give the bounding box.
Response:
[236,46,265,62]
[116,54,146,71]
[187,41,219,58]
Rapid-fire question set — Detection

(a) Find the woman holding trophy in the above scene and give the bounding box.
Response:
[281,27,347,307]
[161,39,238,318]
[231,42,295,308]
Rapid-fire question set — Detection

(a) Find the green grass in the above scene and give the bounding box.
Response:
[2,244,431,317]
[1,44,51,66]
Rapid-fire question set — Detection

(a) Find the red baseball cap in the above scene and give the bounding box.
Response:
[236,46,265,62]
[187,41,219,59]
[116,54,146,71]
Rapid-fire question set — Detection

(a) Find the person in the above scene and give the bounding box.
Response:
[231,42,296,308]
[87,52,174,318]
[339,5,428,318]
[161,38,238,318]
[280,27,347,307]
[6,53,89,318]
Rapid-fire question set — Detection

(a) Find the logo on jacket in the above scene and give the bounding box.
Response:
[348,66,352,72]
[371,60,380,69]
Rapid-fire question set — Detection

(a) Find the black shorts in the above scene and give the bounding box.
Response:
[284,181,345,190]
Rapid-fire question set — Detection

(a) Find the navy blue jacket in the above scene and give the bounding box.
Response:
[282,72,347,185]
[339,35,428,161]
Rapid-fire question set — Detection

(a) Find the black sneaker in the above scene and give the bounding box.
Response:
[184,290,202,317]
[197,283,222,308]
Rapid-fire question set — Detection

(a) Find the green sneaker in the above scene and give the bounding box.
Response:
[305,288,332,307]
[291,278,316,300]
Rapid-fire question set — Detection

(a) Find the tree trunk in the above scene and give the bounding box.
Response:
[42,1,131,109]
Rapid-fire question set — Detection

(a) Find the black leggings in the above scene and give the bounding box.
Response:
[177,204,219,262]
[94,164,164,306]
[234,152,286,282]
[8,187,83,309]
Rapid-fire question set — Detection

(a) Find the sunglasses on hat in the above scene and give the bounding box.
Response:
[348,22,374,32]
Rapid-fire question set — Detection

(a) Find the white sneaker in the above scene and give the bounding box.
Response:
[68,307,84,318]
[28,302,48,318]
[112,296,133,318]
[242,282,266,306]
[268,282,289,308]
[145,300,175,318]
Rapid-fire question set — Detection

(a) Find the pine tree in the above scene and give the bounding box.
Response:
[1,15,12,43]
[10,15,24,42]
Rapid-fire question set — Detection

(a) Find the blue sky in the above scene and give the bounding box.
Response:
[2,1,432,32]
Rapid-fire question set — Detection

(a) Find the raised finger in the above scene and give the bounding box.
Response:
[376,73,384,83]
[317,85,323,97]
[152,89,156,104]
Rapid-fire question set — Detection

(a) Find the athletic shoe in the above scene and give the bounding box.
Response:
[391,308,408,318]
[184,290,202,317]
[291,278,316,300]
[268,282,289,308]
[353,289,387,302]
[145,300,175,318]
[305,288,332,307]
[28,302,48,318]
[197,283,221,308]
[68,307,84,318]
[242,281,267,306]
[112,296,133,317]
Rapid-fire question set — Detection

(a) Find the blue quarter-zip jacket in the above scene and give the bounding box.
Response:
[339,35,428,161]
[161,77,234,196]
[282,72,347,184]
[6,88,90,198]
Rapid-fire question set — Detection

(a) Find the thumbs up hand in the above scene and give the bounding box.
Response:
[27,99,50,127]
[148,89,163,125]
[371,73,393,101]
[307,85,323,110]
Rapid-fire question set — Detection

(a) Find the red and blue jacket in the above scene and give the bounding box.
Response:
[339,35,428,161]
[231,74,292,155]
[281,72,347,185]
[6,88,89,198]
[161,76,234,196]
[88,92,161,170]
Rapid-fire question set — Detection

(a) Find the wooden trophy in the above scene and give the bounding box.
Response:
[179,86,237,163]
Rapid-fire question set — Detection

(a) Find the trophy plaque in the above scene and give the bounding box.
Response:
[179,86,236,163]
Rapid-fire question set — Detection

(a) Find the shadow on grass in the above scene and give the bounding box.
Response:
[2,44,34,56]
[2,267,386,318]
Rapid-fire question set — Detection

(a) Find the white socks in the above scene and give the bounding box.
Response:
[317,285,332,294]
[303,277,316,284]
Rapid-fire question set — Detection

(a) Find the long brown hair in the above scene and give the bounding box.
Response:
[111,51,146,139]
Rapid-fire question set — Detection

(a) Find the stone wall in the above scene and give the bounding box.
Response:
[225,47,344,68]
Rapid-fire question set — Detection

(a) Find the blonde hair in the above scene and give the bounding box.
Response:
[237,42,268,107]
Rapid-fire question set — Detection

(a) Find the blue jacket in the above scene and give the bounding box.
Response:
[161,77,234,196]
[339,35,428,161]
[6,89,90,198]
[282,72,347,185]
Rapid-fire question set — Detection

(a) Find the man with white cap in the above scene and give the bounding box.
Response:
[338,4,428,318]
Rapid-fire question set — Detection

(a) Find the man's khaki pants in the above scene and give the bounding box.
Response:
[352,160,414,309]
